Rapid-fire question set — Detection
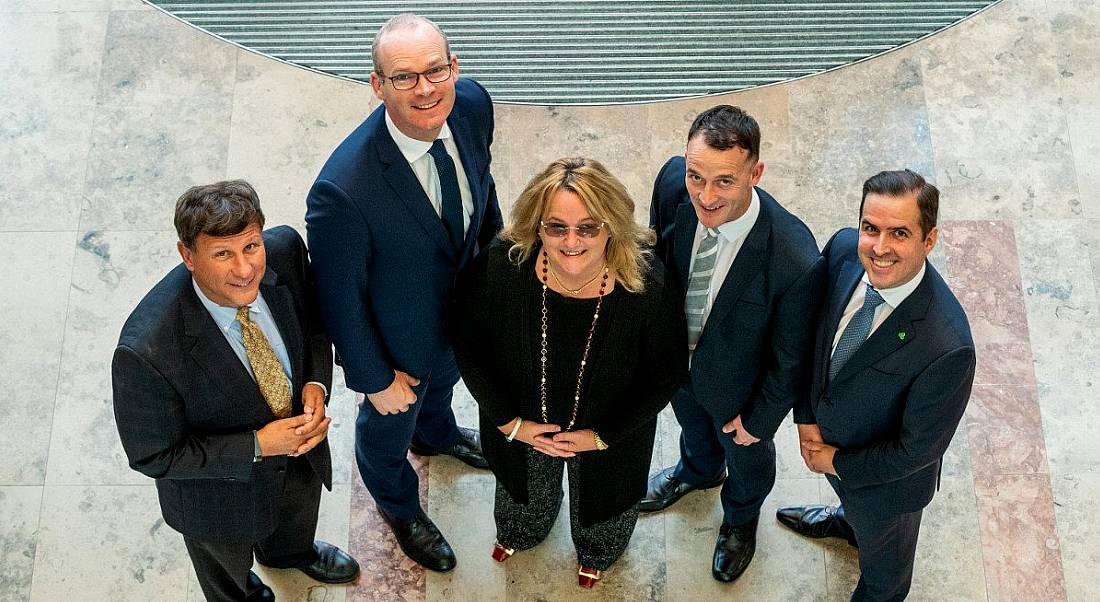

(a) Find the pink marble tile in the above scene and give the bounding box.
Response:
[347,454,429,602]
[973,474,1067,602]
[966,385,1049,476]
[972,342,1037,387]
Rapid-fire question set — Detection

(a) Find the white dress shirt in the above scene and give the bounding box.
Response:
[687,188,762,331]
[385,111,473,235]
[830,263,926,356]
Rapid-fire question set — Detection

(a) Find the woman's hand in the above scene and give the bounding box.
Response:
[550,429,600,453]
[498,419,576,457]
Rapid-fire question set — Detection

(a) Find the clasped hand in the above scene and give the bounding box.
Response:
[797,423,838,475]
[256,383,331,457]
[499,419,600,457]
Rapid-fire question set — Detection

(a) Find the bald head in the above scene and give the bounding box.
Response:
[371,14,451,75]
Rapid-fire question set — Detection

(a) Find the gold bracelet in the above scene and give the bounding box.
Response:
[592,431,608,451]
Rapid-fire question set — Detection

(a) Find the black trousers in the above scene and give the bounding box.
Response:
[183,456,322,602]
[834,504,923,602]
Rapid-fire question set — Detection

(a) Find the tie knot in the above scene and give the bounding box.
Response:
[235,305,252,324]
[864,285,885,308]
[428,139,448,160]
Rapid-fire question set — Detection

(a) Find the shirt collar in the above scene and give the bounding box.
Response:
[861,262,926,309]
[191,279,268,334]
[708,188,761,242]
[384,110,452,164]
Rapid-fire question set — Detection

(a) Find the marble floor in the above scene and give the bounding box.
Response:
[1,0,1096,600]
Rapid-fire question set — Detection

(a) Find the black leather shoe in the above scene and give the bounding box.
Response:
[292,541,360,584]
[378,507,457,572]
[245,571,274,601]
[409,426,489,469]
[776,504,857,547]
[712,516,757,583]
[638,466,725,513]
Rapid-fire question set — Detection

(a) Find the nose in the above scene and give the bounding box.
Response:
[414,73,436,96]
[871,232,889,255]
[230,254,253,278]
[700,183,719,205]
[562,229,583,246]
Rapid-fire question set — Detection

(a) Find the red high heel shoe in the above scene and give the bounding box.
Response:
[491,542,515,562]
[578,565,602,588]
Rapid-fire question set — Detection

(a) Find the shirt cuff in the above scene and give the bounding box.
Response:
[253,430,262,462]
[306,381,328,398]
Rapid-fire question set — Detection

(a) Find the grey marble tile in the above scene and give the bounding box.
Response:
[666,478,826,601]
[425,473,505,602]
[326,369,358,487]
[45,230,181,485]
[1052,472,1100,602]
[226,51,376,230]
[908,477,985,601]
[1050,1,1100,220]
[941,418,973,478]
[0,486,42,602]
[0,11,109,108]
[1037,383,1100,475]
[0,233,75,485]
[1,0,145,11]
[921,1,1081,221]
[30,485,190,601]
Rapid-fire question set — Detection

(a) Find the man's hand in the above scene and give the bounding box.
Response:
[551,429,599,453]
[498,419,574,458]
[256,414,314,457]
[722,415,761,446]
[801,439,838,476]
[289,383,331,456]
[366,370,420,415]
[796,423,825,472]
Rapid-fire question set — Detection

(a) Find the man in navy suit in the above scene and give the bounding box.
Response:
[778,170,975,601]
[643,106,824,582]
[305,14,501,572]
[113,181,359,601]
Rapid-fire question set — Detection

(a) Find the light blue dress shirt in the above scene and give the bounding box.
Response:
[192,280,293,389]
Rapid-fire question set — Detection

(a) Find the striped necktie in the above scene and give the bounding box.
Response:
[236,306,292,418]
[828,284,886,382]
[685,229,719,350]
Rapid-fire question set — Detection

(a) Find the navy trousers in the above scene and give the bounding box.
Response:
[670,386,776,525]
[355,349,461,519]
[833,502,923,602]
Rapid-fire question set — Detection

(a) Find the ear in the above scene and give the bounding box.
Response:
[923,226,939,255]
[750,161,765,186]
[451,54,460,80]
[177,240,196,272]
[370,72,385,102]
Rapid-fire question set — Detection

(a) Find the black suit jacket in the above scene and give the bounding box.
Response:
[650,156,825,438]
[306,78,502,395]
[794,228,975,516]
[112,226,333,541]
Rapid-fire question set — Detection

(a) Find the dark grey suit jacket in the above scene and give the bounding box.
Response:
[794,227,975,516]
[112,226,333,541]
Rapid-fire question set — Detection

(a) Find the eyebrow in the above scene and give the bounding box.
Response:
[861,219,910,232]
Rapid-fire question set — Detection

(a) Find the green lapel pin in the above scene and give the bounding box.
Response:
[898,331,907,341]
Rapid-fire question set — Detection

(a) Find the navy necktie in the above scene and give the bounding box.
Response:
[427,140,464,252]
[829,284,886,381]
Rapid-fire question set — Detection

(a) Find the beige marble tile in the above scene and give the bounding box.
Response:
[1037,383,1100,475]
[0,486,42,602]
[326,369,359,487]
[0,233,75,485]
[666,478,827,601]
[1051,472,1100,602]
[45,230,181,485]
[425,474,505,602]
[30,485,190,601]
[226,51,376,230]
[908,477,986,601]
[0,10,109,108]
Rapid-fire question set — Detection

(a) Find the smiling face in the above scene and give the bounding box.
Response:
[178,223,266,308]
[684,134,764,229]
[858,191,937,290]
[370,23,458,142]
[539,188,609,282]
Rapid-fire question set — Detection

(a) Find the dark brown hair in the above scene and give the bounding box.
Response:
[860,169,939,238]
[687,105,761,160]
[174,180,265,249]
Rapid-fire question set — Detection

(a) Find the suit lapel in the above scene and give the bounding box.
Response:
[671,202,697,294]
[698,197,770,342]
[259,267,302,393]
[447,112,484,262]
[180,286,274,422]
[829,262,934,386]
[373,114,458,261]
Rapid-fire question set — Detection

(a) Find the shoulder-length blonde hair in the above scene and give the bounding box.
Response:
[502,157,655,293]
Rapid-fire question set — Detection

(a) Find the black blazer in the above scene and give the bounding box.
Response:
[794,228,975,516]
[650,156,825,438]
[111,226,333,541]
[306,78,502,395]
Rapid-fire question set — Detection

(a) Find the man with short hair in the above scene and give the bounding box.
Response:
[112,180,359,601]
[778,170,975,601]
[306,14,501,572]
[646,105,824,582]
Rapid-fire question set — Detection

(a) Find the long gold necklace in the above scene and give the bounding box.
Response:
[549,263,603,296]
[539,250,609,430]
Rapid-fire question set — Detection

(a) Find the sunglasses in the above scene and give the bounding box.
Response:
[540,220,607,239]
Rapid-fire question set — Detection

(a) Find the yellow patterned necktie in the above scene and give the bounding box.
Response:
[236,306,292,418]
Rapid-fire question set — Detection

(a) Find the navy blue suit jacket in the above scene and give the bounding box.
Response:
[650,156,825,438]
[306,78,502,394]
[794,228,975,516]
[112,226,333,541]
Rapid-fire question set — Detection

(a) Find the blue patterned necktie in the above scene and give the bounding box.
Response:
[829,284,886,381]
[685,229,719,350]
[427,140,464,251]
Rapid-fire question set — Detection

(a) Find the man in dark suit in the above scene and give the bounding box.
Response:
[305,14,501,572]
[643,105,824,582]
[112,181,359,602]
[777,170,974,601]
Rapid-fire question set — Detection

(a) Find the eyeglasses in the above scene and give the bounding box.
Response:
[378,64,453,91]
[540,220,607,238]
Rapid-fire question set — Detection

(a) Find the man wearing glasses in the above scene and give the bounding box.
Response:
[306,13,502,572]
